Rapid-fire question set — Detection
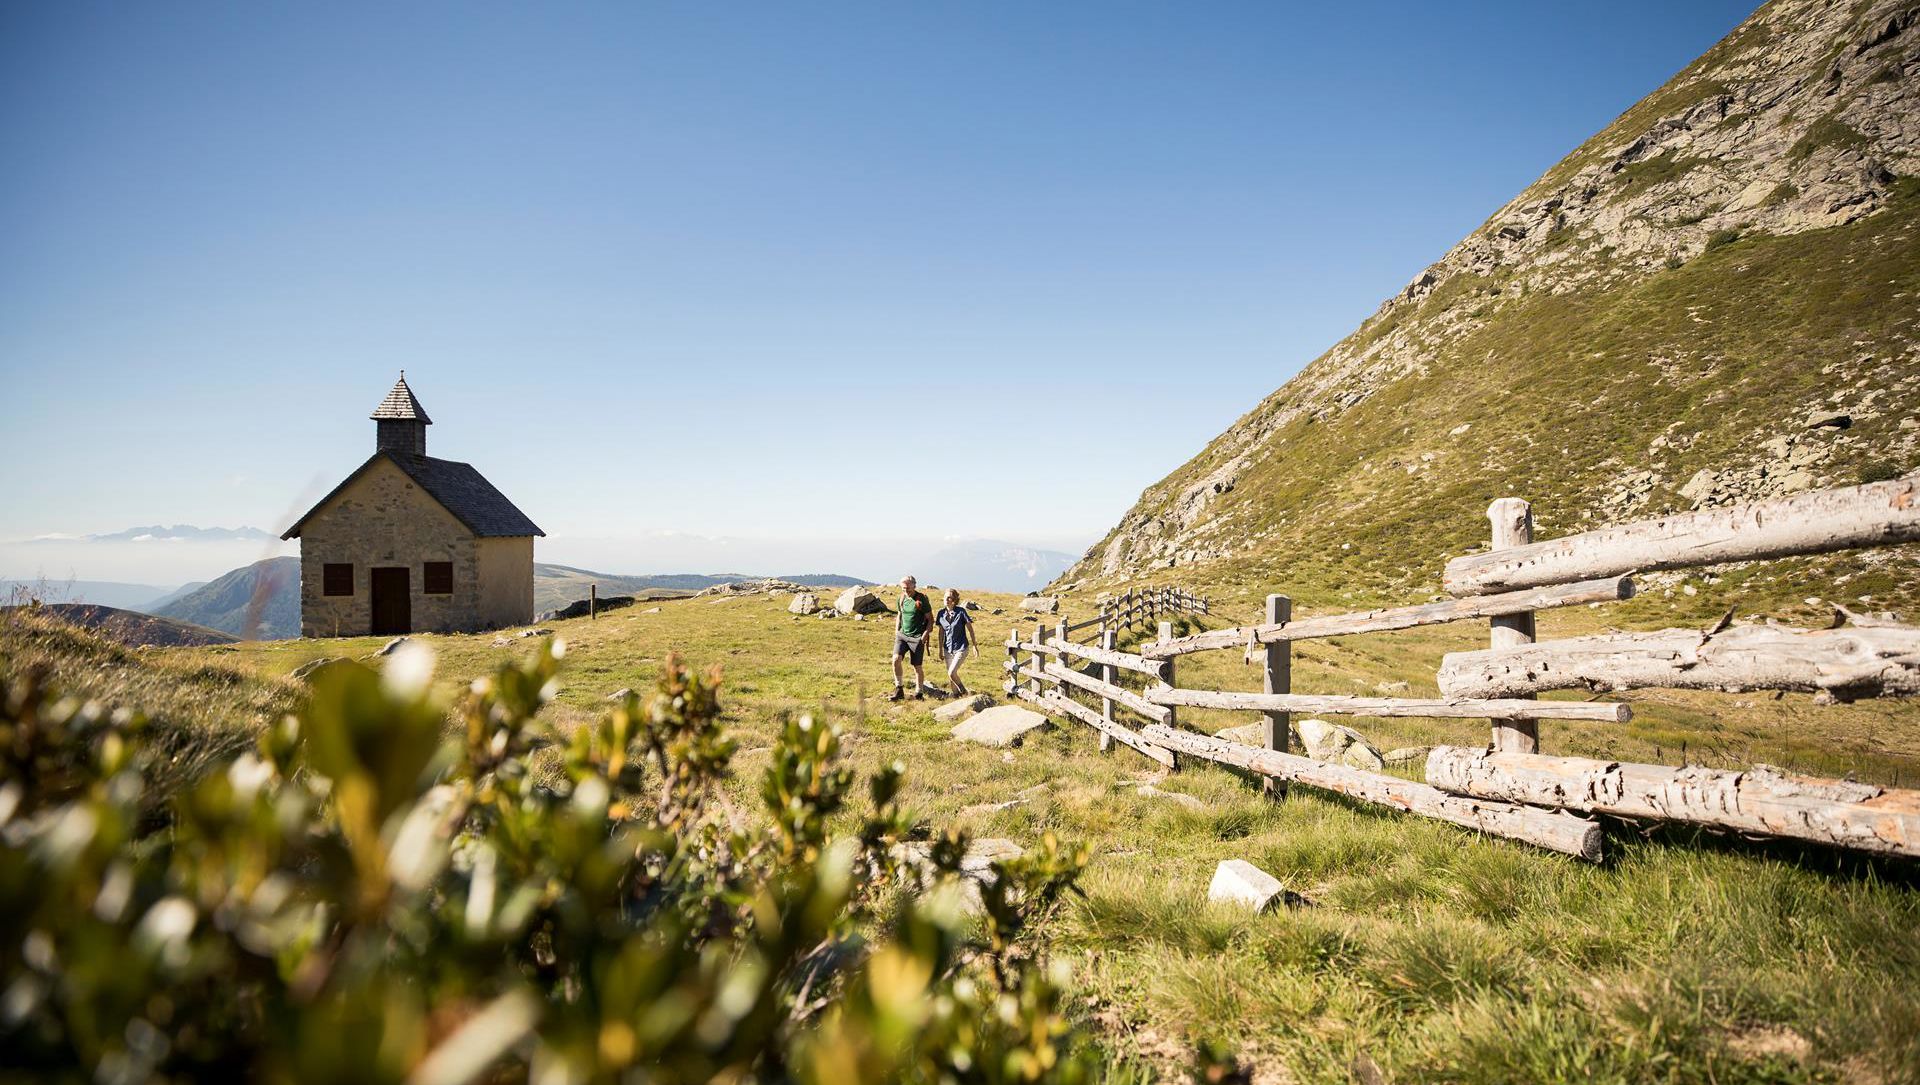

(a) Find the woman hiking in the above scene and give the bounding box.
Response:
[934,588,978,697]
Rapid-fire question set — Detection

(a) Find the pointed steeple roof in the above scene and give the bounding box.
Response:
[370,372,432,423]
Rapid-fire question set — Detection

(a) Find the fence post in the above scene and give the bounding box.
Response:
[1098,628,1117,753]
[1031,619,1047,698]
[1158,619,1176,730]
[1004,626,1020,697]
[1262,593,1292,797]
[590,582,597,620]
[1488,498,1539,753]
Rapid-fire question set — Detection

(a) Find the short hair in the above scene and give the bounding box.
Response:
[944,588,960,602]
[901,575,916,585]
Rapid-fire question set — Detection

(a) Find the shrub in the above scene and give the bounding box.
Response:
[0,641,1097,1083]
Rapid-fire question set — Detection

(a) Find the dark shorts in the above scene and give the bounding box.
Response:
[893,634,925,665]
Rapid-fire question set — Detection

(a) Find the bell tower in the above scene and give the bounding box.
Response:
[370,372,432,456]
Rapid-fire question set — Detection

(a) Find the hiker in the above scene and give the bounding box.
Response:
[935,588,978,697]
[889,575,935,701]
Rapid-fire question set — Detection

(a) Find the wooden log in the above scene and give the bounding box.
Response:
[1488,499,1539,754]
[1033,637,1171,680]
[1144,684,1630,721]
[1044,661,1172,724]
[1437,622,1920,702]
[1142,576,1634,658]
[1003,625,1021,697]
[1142,725,1603,860]
[1263,593,1291,798]
[1424,746,1920,858]
[1041,690,1176,768]
[1443,476,1920,596]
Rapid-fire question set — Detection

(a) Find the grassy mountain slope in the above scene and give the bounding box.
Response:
[5,602,239,647]
[153,555,300,640]
[1063,0,1920,616]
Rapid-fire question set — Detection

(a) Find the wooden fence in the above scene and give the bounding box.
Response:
[1004,476,1920,862]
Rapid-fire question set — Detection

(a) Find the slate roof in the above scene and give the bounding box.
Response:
[282,452,544,540]
[370,374,433,423]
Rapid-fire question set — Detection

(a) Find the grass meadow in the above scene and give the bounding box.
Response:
[7,581,1920,1082]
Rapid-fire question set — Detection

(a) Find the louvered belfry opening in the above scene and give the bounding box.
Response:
[371,372,432,455]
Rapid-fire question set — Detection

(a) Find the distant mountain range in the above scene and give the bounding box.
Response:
[1,578,178,611]
[913,540,1074,594]
[151,556,300,640]
[21,525,277,544]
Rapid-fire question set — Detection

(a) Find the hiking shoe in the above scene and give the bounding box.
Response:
[887,687,905,702]
[912,689,927,701]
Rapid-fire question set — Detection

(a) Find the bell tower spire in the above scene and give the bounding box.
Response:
[370,371,432,456]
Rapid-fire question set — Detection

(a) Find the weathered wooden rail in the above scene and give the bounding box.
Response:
[1001,475,1920,862]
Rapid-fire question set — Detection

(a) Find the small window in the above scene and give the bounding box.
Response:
[424,561,453,595]
[323,563,354,597]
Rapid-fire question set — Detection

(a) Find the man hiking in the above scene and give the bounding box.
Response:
[890,575,935,701]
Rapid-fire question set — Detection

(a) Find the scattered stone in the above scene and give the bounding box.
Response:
[933,692,994,722]
[642,607,661,614]
[964,600,982,611]
[1448,423,1473,436]
[990,608,1005,615]
[835,586,889,616]
[290,657,335,681]
[816,610,836,620]
[699,578,809,597]
[605,688,635,701]
[516,628,553,639]
[490,636,512,648]
[1296,718,1385,771]
[1804,411,1852,429]
[852,614,865,622]
[1383,746,1432,766]
[1208,859,1286,911]
[788,592,819,615]
[953,705,1050,747]
[373,636,410,657]
[1679,469,1719,504]
[1215,723,1267,745]
[1018,596,1060,614]
[1137,784,1204,811]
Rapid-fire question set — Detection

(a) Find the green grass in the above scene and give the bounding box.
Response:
[11,585,1920,1081]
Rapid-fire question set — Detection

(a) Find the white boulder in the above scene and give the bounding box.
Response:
[1208,859,1286,911]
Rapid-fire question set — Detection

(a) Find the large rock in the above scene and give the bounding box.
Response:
[290,657,336,682]
[1208,859,1286,911]
[835,587,889,616]
[788,592,819,615]
[1018,596,1060,613]
[933,692,994,722]
[1216,723,1267,745]
[952,705,1050,747]
[1295,718,1385,771]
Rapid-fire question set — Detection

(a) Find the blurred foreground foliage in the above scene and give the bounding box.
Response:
[0,640,1096,1084]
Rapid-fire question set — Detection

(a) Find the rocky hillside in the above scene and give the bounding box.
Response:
[1064,0,1920,611]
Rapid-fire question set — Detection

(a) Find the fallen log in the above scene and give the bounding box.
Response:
[1142,576,1634,658]
[1141,725,1603,860]
[1045,661,1171,723]
[1424,746,1920,858]
[1037,689,1177,768]
[1443,477,1920,596]
[1437,623,1920,702]
[1144,684,1629,721]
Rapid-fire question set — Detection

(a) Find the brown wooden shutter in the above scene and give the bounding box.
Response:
[424,561,453,595]
[323,563,354,597]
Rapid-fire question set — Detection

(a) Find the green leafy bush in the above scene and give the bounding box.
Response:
[0,641,1095,1083]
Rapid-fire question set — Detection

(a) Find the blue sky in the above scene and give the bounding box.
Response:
[1,1,1756,582]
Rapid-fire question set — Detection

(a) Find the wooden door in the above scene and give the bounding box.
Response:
[370,567,411,635]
